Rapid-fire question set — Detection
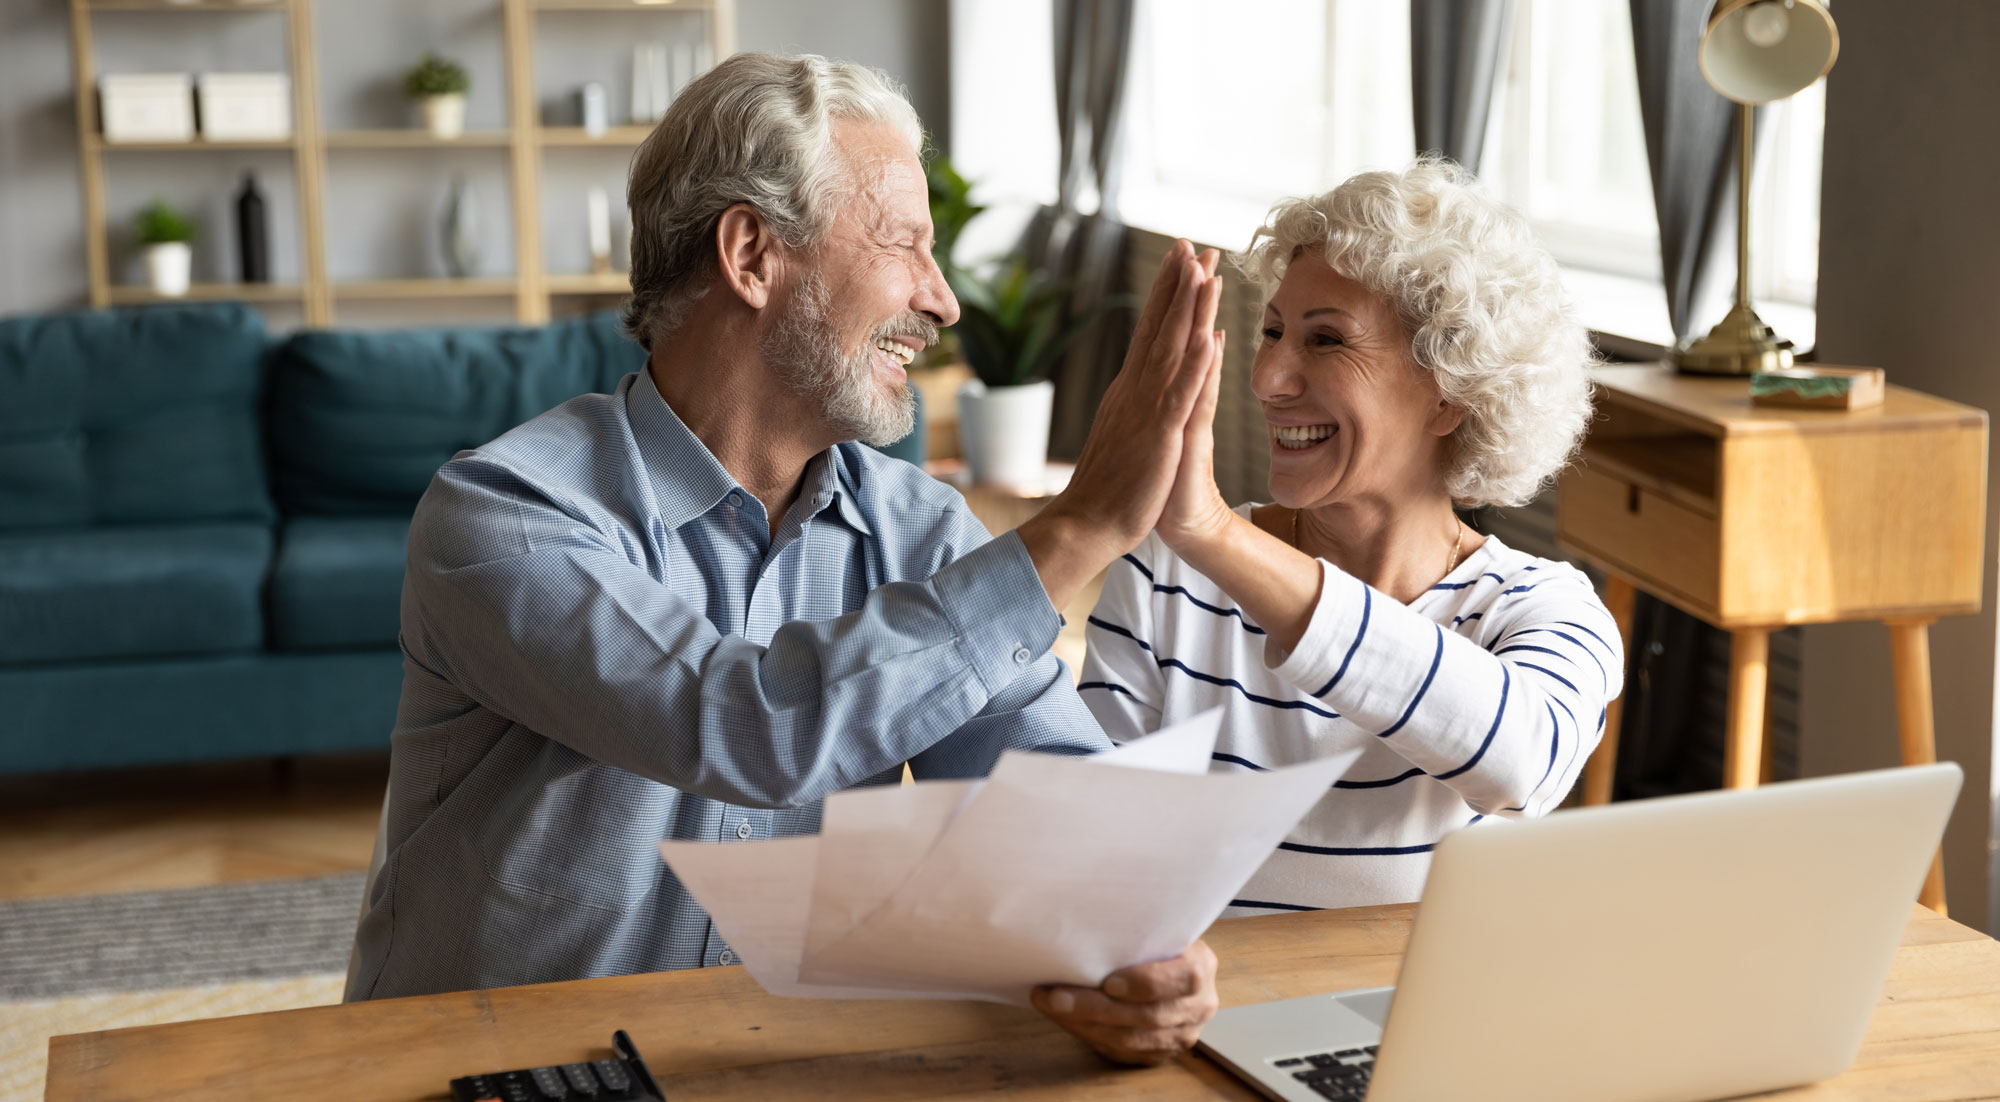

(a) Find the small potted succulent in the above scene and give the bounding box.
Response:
[404,52,471,139]
[135,200,195,297]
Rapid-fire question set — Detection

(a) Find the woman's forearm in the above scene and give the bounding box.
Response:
[1170,512,1324,655]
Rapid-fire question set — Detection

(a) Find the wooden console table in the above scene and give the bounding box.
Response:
[1561,364,1987,914]
[43,903,2000,1100]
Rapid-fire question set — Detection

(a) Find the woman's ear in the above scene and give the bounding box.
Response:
[715,203,779,310]
[1427,395,1466,437]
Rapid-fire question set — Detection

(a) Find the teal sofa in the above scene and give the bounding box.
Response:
[0,303,923,776]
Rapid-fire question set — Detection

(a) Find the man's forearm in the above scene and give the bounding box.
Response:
[1016,504,1127,613]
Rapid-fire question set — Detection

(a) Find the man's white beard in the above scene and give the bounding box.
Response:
[761,270,917,449]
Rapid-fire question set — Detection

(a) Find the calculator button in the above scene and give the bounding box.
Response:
[530,1067,570,1099]
[560,1063,602,1096]
[592,1059,633,1093]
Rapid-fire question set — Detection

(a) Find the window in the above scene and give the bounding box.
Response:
[1104,0,1823,345]
[1119,0,1412,251]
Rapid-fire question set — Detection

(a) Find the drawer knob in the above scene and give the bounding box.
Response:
[1626,484,1642,514]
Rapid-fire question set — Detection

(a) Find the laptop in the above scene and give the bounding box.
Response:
[1197,763,1962,1102]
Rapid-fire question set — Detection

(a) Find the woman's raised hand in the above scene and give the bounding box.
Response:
[1157,304,1234,553]
[1015,240,1223,610]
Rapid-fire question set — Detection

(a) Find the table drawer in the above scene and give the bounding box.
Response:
[1559,464,1720,615]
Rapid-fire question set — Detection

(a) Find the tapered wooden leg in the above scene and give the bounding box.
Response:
[1889,619,1948,917]
[1581,576,1638,806]
[1723,628,1771,790]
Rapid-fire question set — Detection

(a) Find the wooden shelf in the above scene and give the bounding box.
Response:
[536,126,653,147]
[89,135,295,152]
[333,278,520,300]
[325,129,512,149]
[546,272,630,295]
[70,0,734,326]
[106,282,302,304]
[88,0,286,11]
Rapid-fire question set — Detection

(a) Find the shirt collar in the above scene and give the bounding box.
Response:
[624,368,874,537]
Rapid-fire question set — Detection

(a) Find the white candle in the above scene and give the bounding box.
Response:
[587,186,611,265]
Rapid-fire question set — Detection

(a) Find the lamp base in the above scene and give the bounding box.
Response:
[1671,301,1795,376]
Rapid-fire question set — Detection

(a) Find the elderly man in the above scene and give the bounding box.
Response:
[345,53,1227,1065]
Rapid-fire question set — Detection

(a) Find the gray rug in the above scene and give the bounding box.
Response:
[0,873,364,999]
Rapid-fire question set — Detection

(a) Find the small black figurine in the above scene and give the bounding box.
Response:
[235,171,269,284]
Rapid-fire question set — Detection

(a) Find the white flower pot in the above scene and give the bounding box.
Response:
[419,94,466,139]
[144,241,192,297]
[957,378,1055,489]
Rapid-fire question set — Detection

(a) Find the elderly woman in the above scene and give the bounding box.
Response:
[1079,159,1620,914]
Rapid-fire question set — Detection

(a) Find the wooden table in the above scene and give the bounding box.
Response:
[1560,364,1988,914]
[44,903,2000,1101]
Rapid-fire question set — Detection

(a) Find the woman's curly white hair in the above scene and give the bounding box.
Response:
[1238,157,1595,508]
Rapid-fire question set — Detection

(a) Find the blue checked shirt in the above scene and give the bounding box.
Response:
[346,369,1108,1001]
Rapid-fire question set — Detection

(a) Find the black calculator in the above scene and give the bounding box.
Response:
[450,1030,665,1102]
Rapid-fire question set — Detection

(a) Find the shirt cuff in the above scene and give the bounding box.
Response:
[930,529,1064,696]
[1264,558,1363,694]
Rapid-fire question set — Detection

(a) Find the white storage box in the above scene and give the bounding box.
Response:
[100,73,194,143]
[197,73,292,141]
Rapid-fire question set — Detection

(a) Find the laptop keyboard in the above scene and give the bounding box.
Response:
[1272,1045,1377,1101]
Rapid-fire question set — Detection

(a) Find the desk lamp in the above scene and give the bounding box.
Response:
[1672,0,1838,376]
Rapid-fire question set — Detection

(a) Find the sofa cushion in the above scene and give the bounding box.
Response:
[0,304,274,530]
[268,310,646,516]
[0,523,271,665]
[269,516,412,651]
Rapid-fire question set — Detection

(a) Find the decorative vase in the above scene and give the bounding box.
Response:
[144,241,192,297]
[442,175,479,278]
[957,378,1055,489]
[235,171,269,283]
[419,93,466,139]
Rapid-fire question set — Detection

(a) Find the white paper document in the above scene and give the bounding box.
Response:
[659,708,1349,1005]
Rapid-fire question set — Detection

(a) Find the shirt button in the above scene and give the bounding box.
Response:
[718,949,735,965]
[726,492,743,508]
[735,820,753,840]
[1012,645,1031,664]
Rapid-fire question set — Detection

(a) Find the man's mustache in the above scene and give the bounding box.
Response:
[872,312,938,349]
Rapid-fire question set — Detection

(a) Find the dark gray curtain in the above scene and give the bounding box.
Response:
[1629,0,1766,340]
[1410,0,1515,174]
[1029,0,1137,459]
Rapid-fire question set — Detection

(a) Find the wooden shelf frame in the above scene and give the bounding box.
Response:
[68,0,735,327]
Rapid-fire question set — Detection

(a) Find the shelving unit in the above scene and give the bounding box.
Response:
[67,0,735,326]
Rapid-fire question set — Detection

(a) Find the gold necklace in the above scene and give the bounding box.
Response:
[1292,508,1466,578]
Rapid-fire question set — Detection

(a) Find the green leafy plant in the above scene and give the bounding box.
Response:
[134,201,194,246]
[949,257,1134,390]
[925,155,985,278]
[403,52,470,99]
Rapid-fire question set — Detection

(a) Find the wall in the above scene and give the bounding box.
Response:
[0,0,949,321]
[1803,0,2000,934]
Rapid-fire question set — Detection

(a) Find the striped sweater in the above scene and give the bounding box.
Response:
[1078,505,1624,915]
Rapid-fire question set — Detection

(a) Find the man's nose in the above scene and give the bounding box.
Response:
[915,250,960,328]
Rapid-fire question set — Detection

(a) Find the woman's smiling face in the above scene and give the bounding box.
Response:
[1254,248,1462,513]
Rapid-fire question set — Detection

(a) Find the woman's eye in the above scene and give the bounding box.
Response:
[1313,332,1345,347]
[1261,327,1283,341]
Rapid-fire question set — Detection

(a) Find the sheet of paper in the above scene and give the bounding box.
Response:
[660,708,1346,1004]
[657,835,953,1000]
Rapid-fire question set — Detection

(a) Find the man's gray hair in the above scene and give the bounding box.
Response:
[621,52,924,351]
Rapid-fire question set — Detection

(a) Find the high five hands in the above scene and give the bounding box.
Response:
[1012,240,1230,1065]
[1018,239,1229,611]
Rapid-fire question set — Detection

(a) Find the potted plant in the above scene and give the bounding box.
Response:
[135,200,195,297]
[950,258,1130,488]
[404,52,470,139]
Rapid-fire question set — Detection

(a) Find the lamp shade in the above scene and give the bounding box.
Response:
[1698,0,1838,104]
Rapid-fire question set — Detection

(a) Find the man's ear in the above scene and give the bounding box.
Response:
[1427,395,1466,437]
[715,202,780,310]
